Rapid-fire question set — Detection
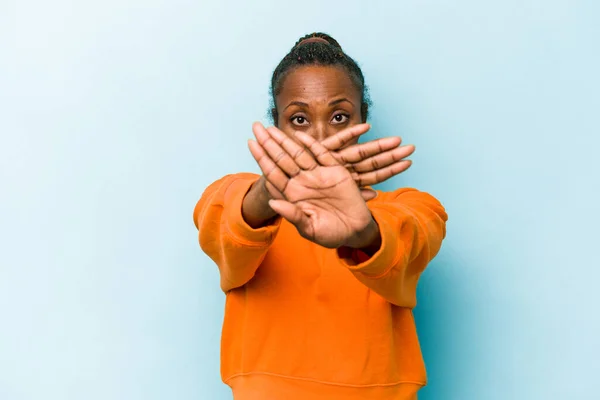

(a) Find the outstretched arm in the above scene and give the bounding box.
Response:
[194,173,281,292]
[335,189,448,307]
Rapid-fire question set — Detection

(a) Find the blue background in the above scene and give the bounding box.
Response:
[1,1,599,399]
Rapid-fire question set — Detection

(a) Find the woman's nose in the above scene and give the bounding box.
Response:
[313,123,329,142]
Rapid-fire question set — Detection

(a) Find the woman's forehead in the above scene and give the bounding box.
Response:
[277,65,361,104]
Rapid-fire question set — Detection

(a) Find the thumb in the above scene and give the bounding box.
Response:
[360,188,378,202]
[264,180,284,200]
[268,199,306,226]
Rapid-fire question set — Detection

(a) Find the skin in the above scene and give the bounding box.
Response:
[275,65,365,142]
[243,66,415,252]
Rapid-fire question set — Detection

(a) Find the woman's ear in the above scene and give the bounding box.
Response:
[271,108,279,127]
[361,103,369,123]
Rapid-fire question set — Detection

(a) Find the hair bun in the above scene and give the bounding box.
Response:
[297,37,331,46]
[294,32,343,51]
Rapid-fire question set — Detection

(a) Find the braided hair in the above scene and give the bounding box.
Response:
[270,32,371,125]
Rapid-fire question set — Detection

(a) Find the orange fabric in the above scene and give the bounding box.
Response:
[193,173,448,400]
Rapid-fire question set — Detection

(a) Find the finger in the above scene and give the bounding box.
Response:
[252,123,302,177]
[351,144,415,173]
[247,139,290,193]
[336,136,402,164]
[265,180,284,200]
[321,123,371,151]
[268,199,309,228]
[265,126,318,170]
[293,131,340,167]
[354,160,413,187]
[360,188,378,202]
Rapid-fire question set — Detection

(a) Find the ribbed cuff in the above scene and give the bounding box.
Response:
[335,207,400,277]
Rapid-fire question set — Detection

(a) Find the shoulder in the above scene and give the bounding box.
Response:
[202,172,261,194]
[372,187,445,209]
[369,187,448,225]
[193,173,261,228]
[373,186,439,200]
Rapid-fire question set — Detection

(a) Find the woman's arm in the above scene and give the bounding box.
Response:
[193,173,281,292]
[334,188,448,307]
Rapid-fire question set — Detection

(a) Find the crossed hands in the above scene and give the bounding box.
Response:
[247,122,415,249]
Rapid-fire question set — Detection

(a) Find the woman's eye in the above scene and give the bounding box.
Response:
[291,116,309,126]
[332,114,349,124]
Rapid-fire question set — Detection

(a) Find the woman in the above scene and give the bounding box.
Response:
[193,33,447,400]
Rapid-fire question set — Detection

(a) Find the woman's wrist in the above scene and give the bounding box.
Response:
[343,218,382,255]
[242,176,278,228]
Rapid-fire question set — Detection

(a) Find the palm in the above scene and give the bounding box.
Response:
[277,164,372,248]
[248,124,376,249]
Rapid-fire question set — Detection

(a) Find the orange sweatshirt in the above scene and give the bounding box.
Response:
[193,173,448,400]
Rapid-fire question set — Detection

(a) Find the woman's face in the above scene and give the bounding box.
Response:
[275,65,363,143]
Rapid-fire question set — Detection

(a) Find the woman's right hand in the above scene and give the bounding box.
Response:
[321,124,415,200]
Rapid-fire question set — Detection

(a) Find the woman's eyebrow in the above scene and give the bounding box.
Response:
[284,101,309,111]
[329,98,354,106]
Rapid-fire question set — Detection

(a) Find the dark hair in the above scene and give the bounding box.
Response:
[269,32,371,125]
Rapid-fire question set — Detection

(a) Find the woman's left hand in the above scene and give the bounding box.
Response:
[248,125,380,249]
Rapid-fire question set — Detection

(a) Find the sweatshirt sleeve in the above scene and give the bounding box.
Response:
[193,173,281,292]
[334,188,448,308]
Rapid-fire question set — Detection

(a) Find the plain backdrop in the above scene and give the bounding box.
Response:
[1,1,599,399]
